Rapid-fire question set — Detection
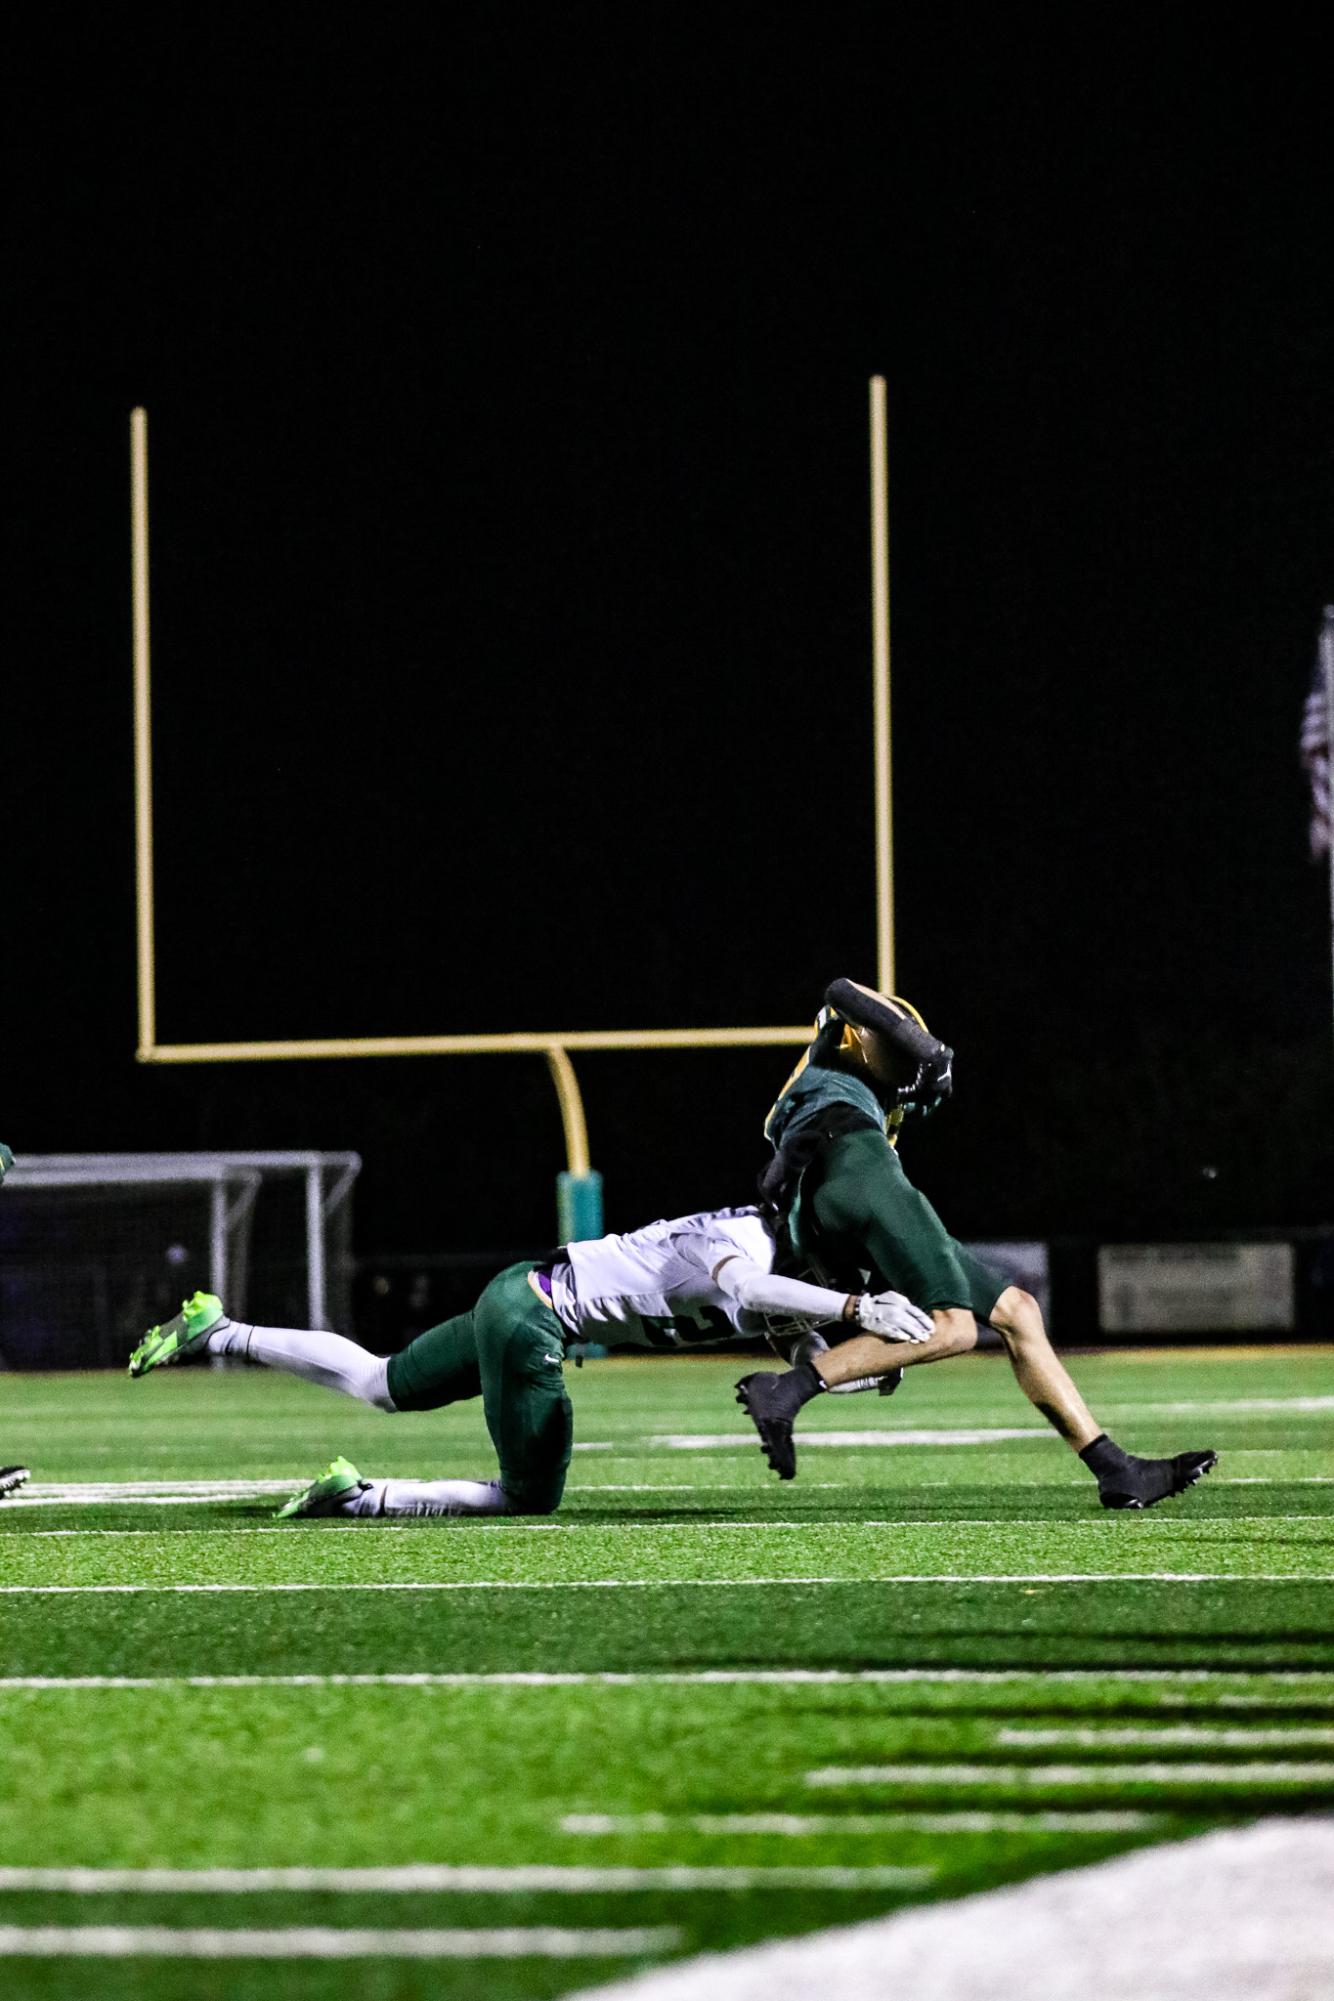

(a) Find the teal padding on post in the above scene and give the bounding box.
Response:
[557,1169,604,1245]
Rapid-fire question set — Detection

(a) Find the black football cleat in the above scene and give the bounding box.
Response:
[0,1466,31,1500]
[1098,1449,1218,1511]
[735,1372,803,1480]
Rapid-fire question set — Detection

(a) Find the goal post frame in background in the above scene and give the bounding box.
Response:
[130,383,897,1222]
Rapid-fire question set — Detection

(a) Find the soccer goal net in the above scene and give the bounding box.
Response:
[0,1153,359,1370]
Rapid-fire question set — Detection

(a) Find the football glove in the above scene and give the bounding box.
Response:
[854,1290,934,1343]
[824,978,954,1115]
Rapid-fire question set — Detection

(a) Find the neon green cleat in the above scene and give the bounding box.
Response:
[128,1292,226,1377]
[275,1456,370,1521]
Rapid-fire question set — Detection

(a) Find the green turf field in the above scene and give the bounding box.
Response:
[1,1346,1332,1999]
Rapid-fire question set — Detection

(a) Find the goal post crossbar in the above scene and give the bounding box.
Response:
[129,381,896,1185]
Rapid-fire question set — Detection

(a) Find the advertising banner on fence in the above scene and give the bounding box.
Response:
[1098,1242,1295,1335]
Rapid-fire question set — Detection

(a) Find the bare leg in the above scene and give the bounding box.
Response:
[755,1290,1214,1506]
[986,1285,1101,1451]
[812,1292,1099,1450]
[813,1307,980,1383]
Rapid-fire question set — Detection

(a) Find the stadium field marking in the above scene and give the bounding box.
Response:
[1,1669,1329,1691]
[657,1429,1045,1448]
[560,1811,1164,1835]
[7,1572,1331,1596]
[805,1761,1334,1786]
[996,1725,1334,1748]
[0,1865,931,1894]
[559,1820,1334,2001]
[0,1924,680,1961]
[14,1474,1331,1507]
[16,1516,1333,1540]
[18,1481,298,1494]
[1099,1397,1334,1415]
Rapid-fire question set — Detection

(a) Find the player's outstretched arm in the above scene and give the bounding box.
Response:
[711,1256,932,1343]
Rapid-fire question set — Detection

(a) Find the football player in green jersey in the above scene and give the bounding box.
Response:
[0,1140,32,1500]
[736,981,1217,1509]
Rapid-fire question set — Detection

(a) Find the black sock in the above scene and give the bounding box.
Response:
[783,1360,827,1411]
[1078,1433,1129,1480]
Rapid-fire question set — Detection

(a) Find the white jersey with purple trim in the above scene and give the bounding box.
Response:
[550,1206,815,1350]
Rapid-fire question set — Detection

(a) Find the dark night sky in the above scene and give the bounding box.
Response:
[5,14,1334,1254]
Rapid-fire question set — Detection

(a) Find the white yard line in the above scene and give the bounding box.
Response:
[0,1866,928,1894]
[657,1430,1045,1449]
[998,1725,1334,1748]
[0,1669,1329,1691]
[560,1812,1161,1836]
[2,1573,1328,1594]
[13,1517,1332,1540]
[805,1761,1334,1786]
[4,1496,295,1511]
[0,1924,680,1961]
[1100,1397,1334,1414]
[6,1484,298,1509]
[562,1820,1334,2001]
[7,1477,1328,1512]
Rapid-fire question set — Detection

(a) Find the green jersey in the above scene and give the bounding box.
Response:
[767,1060,1003,1321]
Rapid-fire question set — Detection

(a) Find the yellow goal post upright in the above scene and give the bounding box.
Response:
[129,381,897,1238]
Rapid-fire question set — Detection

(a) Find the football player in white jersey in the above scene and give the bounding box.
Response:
[128,1204,933,1520]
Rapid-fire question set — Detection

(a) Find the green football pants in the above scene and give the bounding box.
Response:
[385,1261,573,1514]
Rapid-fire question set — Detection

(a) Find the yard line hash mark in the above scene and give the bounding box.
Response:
[805,1761,1334,1786]
[0,1865,930,1894]
[0,1925,681,1960]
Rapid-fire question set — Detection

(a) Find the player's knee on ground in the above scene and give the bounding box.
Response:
[501,1481,564,1517]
